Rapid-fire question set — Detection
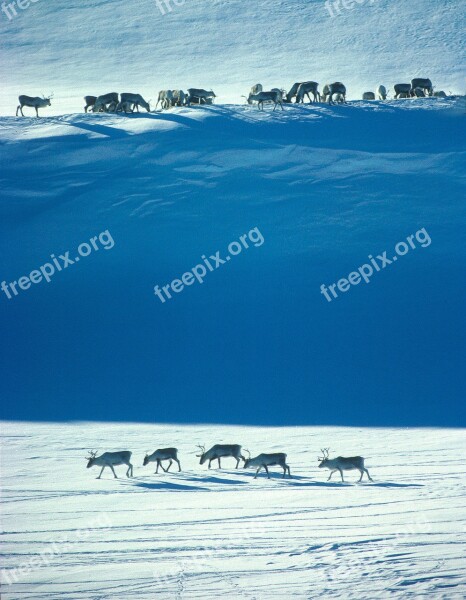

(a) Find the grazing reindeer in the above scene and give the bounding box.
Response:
[196,444,245,469]
[411,78,433,96]
[377,85,387,100]
[116,101,134,113]
[362,92,376,100]
[93,92,119,113]
[244,449,291,479]
[285,82,302,103]
[244,84,265,104]
[143,448,181,473]
[187,89,216,106]
[16,94,53,117]
[394,83,411,99]
[84,96,97,113]
[322,83,346,104]
[296,81,320,104]
[247,90,284,111]
[86,450,133,479]
[119,93,151,113]
[318,448,372,482]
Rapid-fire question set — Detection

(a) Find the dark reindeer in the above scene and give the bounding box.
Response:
[318,448,372,482]
[143,448,181,473]
[197,444,245,469]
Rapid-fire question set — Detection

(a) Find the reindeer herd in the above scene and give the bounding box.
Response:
[85,445,372,482]
[15,76,452,117]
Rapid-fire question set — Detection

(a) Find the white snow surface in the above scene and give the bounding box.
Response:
[1,421,465,599]
[1,0,465,115]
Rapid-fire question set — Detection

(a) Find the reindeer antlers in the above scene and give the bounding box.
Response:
[86,449,98,460]
[195,444,205,457]
[243,448,251,459]
[318,448,330,461]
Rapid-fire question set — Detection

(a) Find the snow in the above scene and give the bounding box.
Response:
[1,421,465,599]
[1,1,465,596]
[1,99,465,425]
[1,0,465,115]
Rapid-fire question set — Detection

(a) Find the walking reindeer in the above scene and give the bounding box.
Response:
[86,450,133,479]
[143,448,181,473]
[197,444,245,469]
[318,448,372,482]
[16,94,53,117]
[243,449,291,479]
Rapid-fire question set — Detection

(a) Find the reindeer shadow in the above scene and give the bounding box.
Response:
[287,479,424,488]
[131,481,205,492]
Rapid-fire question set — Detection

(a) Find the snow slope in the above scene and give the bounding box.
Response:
[0,0,465,115]
[1,421,465,599]
[1,99,465,425]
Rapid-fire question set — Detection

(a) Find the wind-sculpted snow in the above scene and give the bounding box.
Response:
[1,100,465,426]
[1,422,465,598]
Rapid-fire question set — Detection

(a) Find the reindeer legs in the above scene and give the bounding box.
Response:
[364,468,373,482]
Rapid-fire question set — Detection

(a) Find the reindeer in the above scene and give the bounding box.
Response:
[243,449,291,479]
[196,444,245,469]
[285,82,302,103]
[412,87,426,98]
[93,92,119,113]
[377,85,387,100]
[244,84,265,104]
[394,83,411,99]
[318,448,372,482]
[119,93,150,113]
[296,81,320,104]
[187,89,216,106]
[156,90,174,110]
[171,90,187,107]
[362,92,376,100]
[143,448,181,473]
[116,101,134,113]
[84,96,97,113]
[16,94,53,117]
[247,90,284,111]
[86,450,133,479]
[411,78,433,96]
[322,83,346,104]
